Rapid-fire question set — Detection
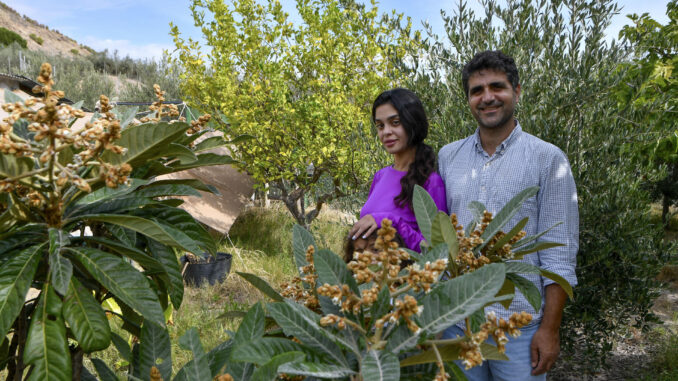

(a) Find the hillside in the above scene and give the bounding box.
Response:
[0,1,91,56]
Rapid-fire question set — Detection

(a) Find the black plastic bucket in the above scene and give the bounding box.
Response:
[181,252,232,287]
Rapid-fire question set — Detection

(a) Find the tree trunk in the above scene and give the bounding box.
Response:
[71,346,83,381]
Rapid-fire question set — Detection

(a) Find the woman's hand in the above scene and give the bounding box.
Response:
[349,214,378,240]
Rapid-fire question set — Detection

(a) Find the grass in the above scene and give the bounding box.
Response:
[633,331,678,381]
[82,203,348,377]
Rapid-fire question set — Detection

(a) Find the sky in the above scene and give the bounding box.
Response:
[4,0,672,61]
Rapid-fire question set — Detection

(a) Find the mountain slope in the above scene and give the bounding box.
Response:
[0,1,91,56]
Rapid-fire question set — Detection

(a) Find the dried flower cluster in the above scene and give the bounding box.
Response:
[280,245,320,311]
[459,311,533,370]
[0,63,132,204]
[140,84,181,123]
[452,211,526,274]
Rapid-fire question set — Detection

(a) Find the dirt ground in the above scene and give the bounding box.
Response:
[549,283,678,380]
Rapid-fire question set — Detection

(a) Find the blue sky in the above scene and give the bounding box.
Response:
[4,0,671,60]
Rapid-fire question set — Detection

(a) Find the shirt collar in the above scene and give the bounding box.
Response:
[472,120,523,156]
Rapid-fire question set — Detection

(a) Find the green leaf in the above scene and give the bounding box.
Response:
[496,279,515,309]
[400,340,507,366]
[236,272,284,302]
[177,327,211,381]
[0,244,43,339]
[506,273,542,312]
[79,236,169,282]
[62,278,111,352]
[393,264,506,353]
[102,121,189,166]
[419,242,449,265]
[117,105,139,128]
[0,153,34,179]
[48,228,72,295]
[142,206,215,255]
[69,195,157,217]
[71,179,149,207]
[142,178,219,194]
[292,225,315,273]
[467,201,486,224]
[75,214,202,254]
[477,187,539,252]
[137,321,172,381]
[193,136,229,152]
[487,217,528,256]
[231,337,311,365]
[540,268,574,300]
[68,247,165,327]
[369,287,392,330]
[267,301,348,367]
[165,143,198,164]
[147,240,184,308]
[504,262,573,300]
[512,241,565,259]
[234,302,265,346]
[413,185,440,245]
[206,340,234,377]
[362,350,400,381]
[135,184,202,198]
[4,89,23,103]
[277,361,356,378]
[91,358,119,381]
[250,352,305,381]
[24,284,71,381]
[110,332,131,362]
[432,212,458,259]
[447,361,469,381]
[168,153,235,171]
[314,249,360,294]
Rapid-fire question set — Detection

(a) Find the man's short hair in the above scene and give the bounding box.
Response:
[462,50,520,97]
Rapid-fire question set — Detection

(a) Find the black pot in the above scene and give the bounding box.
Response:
[181,252,232,287]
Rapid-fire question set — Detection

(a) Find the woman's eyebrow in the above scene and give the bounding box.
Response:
[375,114,399,122]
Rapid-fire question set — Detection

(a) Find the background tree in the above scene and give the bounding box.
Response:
[617,0,678,227]
[405,0,673,372]
[170,0,418,228]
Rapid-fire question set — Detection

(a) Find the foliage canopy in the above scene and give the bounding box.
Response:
[170,0,418,227]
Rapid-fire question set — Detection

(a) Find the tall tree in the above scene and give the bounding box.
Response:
[618,0,678,227]
[170,0,418,228]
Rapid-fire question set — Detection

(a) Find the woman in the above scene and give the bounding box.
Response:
[349,88,447,252]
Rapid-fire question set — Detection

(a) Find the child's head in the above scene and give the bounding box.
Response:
[343,230,405,264]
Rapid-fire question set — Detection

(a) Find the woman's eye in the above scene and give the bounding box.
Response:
[392,119,400,126]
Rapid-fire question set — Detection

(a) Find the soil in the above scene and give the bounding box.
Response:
[549,285,678,380]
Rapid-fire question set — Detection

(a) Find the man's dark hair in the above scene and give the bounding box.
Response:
[462,50,520,97]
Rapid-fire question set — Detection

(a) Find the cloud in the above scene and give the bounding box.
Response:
[82,36,173,61]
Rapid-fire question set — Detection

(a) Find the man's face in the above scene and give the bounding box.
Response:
[467,69,521,131]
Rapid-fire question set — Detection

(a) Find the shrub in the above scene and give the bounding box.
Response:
[0,63,237,379]
[28,33,43,45]
[0,27,26,48]
[70,48,79,55]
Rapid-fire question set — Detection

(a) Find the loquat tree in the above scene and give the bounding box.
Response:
[170,0,419,228]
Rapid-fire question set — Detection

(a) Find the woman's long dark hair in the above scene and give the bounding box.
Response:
[372,88,436,209]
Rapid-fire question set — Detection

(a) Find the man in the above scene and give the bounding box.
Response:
[438,50,579,380]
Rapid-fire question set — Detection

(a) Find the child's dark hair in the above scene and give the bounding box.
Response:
[343,230,410,269]
[372,88,436,209]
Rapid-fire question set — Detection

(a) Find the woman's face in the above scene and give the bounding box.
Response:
[374,103,409,155]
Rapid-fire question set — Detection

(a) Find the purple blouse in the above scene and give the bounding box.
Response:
[360,166,448,252]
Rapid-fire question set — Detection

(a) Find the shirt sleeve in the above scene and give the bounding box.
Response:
[537,150,579,288]
[425,173,449,214]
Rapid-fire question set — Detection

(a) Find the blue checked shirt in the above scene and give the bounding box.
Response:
[438,123,578,325]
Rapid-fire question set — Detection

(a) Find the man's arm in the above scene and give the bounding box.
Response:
[530,284,567,375]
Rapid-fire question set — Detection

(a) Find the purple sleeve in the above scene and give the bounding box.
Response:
[425,173,448,214]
